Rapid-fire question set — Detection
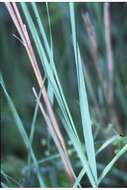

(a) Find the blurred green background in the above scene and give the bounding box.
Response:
[1,2,127,187]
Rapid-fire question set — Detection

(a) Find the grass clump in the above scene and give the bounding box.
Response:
[1,2,127,187]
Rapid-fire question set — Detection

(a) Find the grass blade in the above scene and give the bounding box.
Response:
[1,182,9,188]
[29,76,46,144]
[0,73,45,187]
[96,135,120,156]
[69,2,97,185]
[98,143,127,185]
[73,167,86,187]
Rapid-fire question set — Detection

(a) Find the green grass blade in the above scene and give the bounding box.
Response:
[29,99,39,149]
[0,73,45,187]
[1,182,9,188]
[73,167,86,187]
[46,3,54,105]
[98,143,127,185]
[1,170,20,187]
[29,76,46,144]
[31,2,50,55]
[60,114,97,187]
[28,78,46,165]
[69,2,97,184]
[77,47,97,182]
[96,135,120,156]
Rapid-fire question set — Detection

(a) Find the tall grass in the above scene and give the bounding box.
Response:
[1,2,127,187]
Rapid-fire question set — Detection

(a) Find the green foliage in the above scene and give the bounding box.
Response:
[1,2,127,187]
